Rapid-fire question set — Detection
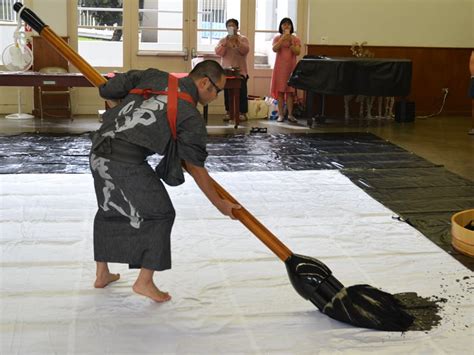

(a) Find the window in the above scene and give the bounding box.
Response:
[0,0,24,65]
[138,0,183,52]
[196,0,239,52]
[254,0,297,69]
[77,0,123,67]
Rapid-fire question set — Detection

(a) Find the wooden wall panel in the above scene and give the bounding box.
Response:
[305,45,472,117]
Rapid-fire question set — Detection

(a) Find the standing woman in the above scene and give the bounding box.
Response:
[215,18,250,122]
[270,17,301,123]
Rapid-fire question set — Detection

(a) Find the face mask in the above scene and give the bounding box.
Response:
[227,27,235,36]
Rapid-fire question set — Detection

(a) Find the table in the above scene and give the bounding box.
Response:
[0,71,242,126]
[212,75,241,128]
[288,56,412,125]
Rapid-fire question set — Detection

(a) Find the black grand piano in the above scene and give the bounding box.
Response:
[288,56,412,126]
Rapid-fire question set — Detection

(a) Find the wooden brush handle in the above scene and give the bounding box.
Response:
[17,4,293,262]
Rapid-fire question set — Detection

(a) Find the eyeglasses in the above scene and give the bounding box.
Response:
[204,74,222,95]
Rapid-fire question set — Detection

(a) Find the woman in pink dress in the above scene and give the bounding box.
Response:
[270,17,301,123]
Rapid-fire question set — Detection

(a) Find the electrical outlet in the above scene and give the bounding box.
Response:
[442,88,449,94]
[320,36,328,44]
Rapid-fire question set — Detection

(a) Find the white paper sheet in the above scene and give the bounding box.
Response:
[1,171,472,354]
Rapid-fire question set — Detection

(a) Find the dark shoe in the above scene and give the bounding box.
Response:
[250,127,267,133]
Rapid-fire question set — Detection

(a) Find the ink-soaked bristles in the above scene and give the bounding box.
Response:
[284,254,444,332]
[323,285,441,332]
[392,292,444,331]
[322,285,444,331]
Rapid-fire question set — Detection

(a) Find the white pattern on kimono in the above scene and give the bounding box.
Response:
[109,190,143,229]
[90,154,143,229]
[115,95,168,133]
[90,153,112,180]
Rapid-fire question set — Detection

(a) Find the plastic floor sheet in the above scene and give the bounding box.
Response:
[0,132,437,174]
[343,168,474,270]
[1,172,472,354]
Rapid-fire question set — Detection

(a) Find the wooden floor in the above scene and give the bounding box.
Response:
[0,113,473,181]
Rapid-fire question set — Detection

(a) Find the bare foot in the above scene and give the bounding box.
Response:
[133,280,172,303]
[94,272,120,288]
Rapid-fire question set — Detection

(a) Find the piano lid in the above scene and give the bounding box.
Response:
[288,56,412,96]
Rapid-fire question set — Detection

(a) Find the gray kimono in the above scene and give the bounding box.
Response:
[89,68,207,271]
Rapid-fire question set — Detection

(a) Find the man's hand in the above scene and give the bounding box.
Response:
[215,199,241,220]
[106,99,119,108]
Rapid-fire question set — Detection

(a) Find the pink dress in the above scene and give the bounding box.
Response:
[270,34,301,99]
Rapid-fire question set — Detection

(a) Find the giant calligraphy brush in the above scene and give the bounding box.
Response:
[15,2,442,332]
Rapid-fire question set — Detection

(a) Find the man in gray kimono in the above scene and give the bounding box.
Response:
[90,60,239,302]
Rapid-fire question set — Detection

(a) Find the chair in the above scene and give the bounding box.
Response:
[38,66,73,121]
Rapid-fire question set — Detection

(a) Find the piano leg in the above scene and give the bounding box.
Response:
[306,91,314,127]
[377,97,383,118]
[313,94,326,125]
[366,96,374,119]
[305,92,327,127]
[344,95,353,120]
[318,94,326,123]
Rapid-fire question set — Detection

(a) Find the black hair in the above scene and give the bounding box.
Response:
[225,18,239,28]
[189,60,225,83]
[278,17,294,34]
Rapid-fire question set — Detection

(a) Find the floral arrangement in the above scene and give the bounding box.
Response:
[350,41,374,58]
